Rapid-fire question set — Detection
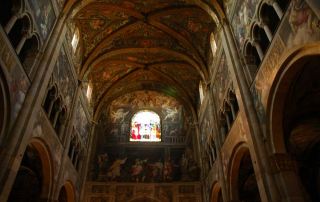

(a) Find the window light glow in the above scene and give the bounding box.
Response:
[71,28,80,53]
[130,110,161,142]
[86,81,92,102]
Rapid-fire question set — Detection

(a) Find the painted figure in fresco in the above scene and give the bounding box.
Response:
[163,159,173,181]
[107,157,127,180]
[163,107,178,121]
[131,159,147,182]
[287,0,320,47]
[11,75,28,119]
[149,159,163,181]
[97,153,108,175]
[111,108,129,123]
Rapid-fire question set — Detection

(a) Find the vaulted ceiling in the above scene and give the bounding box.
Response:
[69,0,220,117]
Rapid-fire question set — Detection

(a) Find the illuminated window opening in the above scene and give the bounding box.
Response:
[86,81,92,102]
[130,110,161,142]
[210,32,217,56]
[71,28,79,53]
[199,81,204,104]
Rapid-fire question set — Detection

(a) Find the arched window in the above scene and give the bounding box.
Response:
[71,28,79,53]
[210,32,217,56]
[199,81,204,104]
[130,110,161,142]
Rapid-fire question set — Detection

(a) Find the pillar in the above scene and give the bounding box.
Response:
[221,19,281,202]
[262,23,273,42]
[0,13,68,201]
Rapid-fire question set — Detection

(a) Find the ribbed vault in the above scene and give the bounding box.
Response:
[66,0,221,123]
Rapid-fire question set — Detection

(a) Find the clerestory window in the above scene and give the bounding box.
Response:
[130,110,161,142]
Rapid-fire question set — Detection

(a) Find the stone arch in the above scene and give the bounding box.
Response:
[8,138,53,201]
[268,44,320,153]
[29,138,53,199]
[243,40,261,81]
[267,44,320,201]
[228,143,261,202]
[0,0,24,30]
[259,2,280,35]
[19,32,40,73]
[7,14,32,49]
[58,181,76,202]
[210,182,223,202]
[252,23,269,56]
[0,64,10,143]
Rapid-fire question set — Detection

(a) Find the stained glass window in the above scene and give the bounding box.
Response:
[130,110,161,142]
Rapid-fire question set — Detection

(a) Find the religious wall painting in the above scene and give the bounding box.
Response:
[9,64,30,122]
[231,0,259,48]
[212,51,230,110]
[157,8,215,58]
[93,147,198,183]
[224,0,235,19]
[75,101,91,145]
[53,48,77,109]
[56,0,66,10]
[279,0,320,49]
[28,0,56,39]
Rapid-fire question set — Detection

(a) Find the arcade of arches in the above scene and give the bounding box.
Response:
[0,0,319,202]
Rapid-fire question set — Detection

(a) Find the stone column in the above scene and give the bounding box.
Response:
[51,84,82,200]
[252,41,264,61]
[15,31,31,54]
[270,153,308,202]
[269,0,284,19]
[261,23,273,42]
[229,102,237,120]
[4,14,19,34]
[79,120,97,201]
[207,87,229,202]
[221,19,281,202]
[0,14,68,201]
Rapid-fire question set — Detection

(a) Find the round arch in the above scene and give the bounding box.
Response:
[8,138,53,202]
[267,43,320,153]
[228,142,261,202]
[210,182,223,202]
[0,64,10,143]
[267,43,320,201]
[58,181,76,202]
[29,138,54,199]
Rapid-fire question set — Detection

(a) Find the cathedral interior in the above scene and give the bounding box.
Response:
[0,0,320,201]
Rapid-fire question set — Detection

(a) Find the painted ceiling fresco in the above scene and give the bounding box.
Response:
[72,0,216,113]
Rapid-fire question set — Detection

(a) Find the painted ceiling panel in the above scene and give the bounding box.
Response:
[73,0,216,116]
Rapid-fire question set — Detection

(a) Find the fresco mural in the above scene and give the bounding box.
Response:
[279,0,320,49]
[96,91,188,144]
[56,0,66,10]
[28,0,56,39]
[75,101,91,145]
[10,64,30,122]
[92,147,199,183]
[231,0,259,48]
[223,0,234,19]
[212,51,230,110]
[250,0,320,138]
[53,48,77,109]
